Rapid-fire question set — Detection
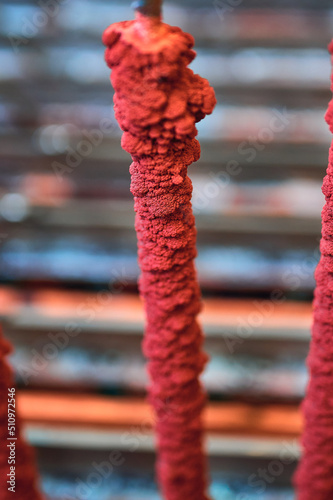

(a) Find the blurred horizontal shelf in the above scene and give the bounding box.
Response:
[19,391,301,459]
[1,288,312,341]
[26,425,300,460]
[0,156,327,186]
[1,91,330,115]
[1,80,331,99]
[0,64,330,100]
[0,136,329,171]
[1,3,332,49]
[17,201,321,237]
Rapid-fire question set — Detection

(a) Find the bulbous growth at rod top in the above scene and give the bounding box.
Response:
[102,19,216,158]
[294,39,333,500]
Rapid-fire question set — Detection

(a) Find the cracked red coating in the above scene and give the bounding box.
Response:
[103,14,216,500]
[294,40,333,500]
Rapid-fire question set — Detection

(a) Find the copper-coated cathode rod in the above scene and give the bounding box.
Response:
[103,6,216,499]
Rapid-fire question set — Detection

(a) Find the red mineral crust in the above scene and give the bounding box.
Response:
[103,15,216,500]
[0,331,43,500]
[294,40,333,499]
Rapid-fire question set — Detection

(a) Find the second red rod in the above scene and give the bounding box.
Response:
[294,40,333,500]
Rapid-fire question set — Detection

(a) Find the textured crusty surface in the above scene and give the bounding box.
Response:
[0,332,43,500]
[103,16,216,500]
[294,40,333,500]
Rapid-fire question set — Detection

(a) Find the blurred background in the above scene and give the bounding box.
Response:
[1,0,332,498]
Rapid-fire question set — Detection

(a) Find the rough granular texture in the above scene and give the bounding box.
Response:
[0,332,43,500]
[103,16,216,500]
[294,40,333,500]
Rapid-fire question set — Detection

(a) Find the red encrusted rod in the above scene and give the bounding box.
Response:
[294,40,333,500]
[103,10,216,500]
[0,330,43,500]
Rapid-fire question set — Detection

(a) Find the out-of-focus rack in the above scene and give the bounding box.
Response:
[0,288,312,342]
[1,1,327,496]
[0,200,321,236]
[0,139,329,170]
[19,391,301,457]
[1,2,333,48]
[27,425,300,460]
[0,50,331,94]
